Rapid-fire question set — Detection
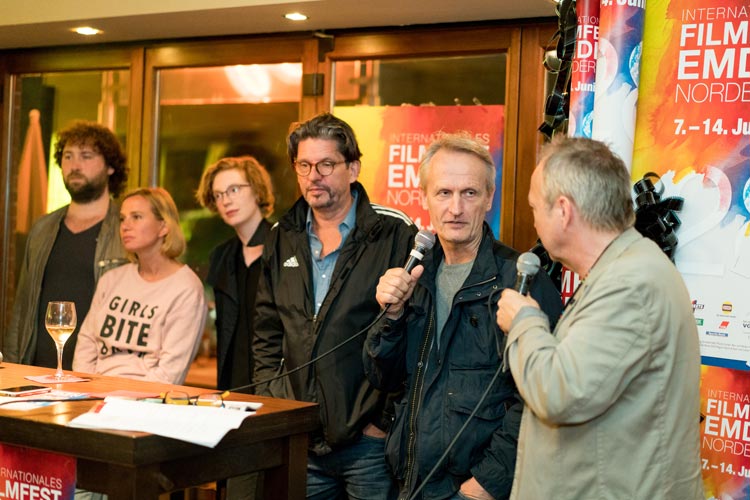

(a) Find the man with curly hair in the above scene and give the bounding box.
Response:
[5,121,129,369]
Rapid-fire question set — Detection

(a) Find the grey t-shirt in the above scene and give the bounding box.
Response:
[435,259,474,348]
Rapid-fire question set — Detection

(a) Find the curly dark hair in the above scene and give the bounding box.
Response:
[53,121,128,197]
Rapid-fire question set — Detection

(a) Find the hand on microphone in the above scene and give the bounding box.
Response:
[378,229,434,320]
[376,266,424,320]
[496,289,540,334]
[497,251,543,333]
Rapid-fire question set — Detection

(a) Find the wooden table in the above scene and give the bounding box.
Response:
[0,362,319,499]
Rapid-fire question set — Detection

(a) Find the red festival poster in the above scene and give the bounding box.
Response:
[0,443,76,499]
[333,106,504,234]
[633,1,750,497]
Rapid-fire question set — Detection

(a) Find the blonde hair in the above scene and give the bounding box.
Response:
[122,187,186,260]
[196,156,274,217]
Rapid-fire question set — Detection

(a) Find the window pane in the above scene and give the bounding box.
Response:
[334,54,506,106]
[156,64,302,276]
[9,70,129,291]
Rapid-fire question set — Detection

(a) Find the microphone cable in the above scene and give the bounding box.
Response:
[229,307,390,393]
[232,230,434,394]
[408,363,503,500]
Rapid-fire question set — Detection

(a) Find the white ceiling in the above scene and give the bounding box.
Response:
[0,0,558,49]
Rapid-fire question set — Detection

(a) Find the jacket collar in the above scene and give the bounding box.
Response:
[247,218,272,246]
[208,218,272,293]
[585,227,640,282]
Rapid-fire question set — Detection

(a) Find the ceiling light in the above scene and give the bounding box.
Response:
[284,12,308,21]
[72,27,102,36]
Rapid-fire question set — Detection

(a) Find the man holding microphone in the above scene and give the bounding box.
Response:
[365,133,561,500]
[496,136,703,499]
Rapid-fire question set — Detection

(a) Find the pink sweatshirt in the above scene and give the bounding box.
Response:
[73,263,207,384]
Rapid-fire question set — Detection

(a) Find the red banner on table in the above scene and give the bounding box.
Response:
[0,443,76,499]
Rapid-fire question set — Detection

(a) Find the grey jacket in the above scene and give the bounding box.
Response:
[4,200,126,364]
[505,228,704,500]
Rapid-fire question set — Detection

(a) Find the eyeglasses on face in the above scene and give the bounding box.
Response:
[293,160,347,177]
[161,390,227,408]
[212,184,250,202]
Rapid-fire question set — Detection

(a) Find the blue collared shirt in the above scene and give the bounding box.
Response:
[307,191,358,314]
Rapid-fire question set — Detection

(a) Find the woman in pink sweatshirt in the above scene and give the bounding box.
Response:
[73,187,207,384]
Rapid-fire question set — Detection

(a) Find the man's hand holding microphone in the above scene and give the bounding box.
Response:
[376,230,434,320]
[496,252,542,333]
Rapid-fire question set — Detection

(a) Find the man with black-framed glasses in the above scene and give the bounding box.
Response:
[253,113,416,499]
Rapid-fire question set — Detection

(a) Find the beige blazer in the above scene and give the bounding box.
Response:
[506,228,704,500]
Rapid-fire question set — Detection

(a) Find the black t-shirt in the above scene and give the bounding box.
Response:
[227,244,262,390]
[33,219,102,369]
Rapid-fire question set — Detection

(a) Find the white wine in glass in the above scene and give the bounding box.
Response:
[45,301,77,381]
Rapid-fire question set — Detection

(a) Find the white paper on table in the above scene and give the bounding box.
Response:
[67,399,257,447]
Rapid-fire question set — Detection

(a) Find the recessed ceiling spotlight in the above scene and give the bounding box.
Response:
[72,27,102,36]
[284,12,308,21]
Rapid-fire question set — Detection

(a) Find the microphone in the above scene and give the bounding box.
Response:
[404,230,436,273]
[514,252,541,295]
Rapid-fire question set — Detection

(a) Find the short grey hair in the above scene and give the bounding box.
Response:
[418,132,495,193]
[538,136,635,233]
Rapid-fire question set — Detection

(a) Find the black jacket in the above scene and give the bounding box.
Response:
[253,182,417,452]
[364,223,563,500]
[207,219,271,390]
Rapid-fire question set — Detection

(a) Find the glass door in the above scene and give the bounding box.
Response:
[154,63,303,277]
[326,23,557,250]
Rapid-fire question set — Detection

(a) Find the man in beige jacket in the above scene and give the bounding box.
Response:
[496,136,704,499]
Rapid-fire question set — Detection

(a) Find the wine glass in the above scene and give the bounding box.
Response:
[45,301,77,381]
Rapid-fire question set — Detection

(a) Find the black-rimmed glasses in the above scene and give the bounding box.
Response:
[293,160,346,177]
[212,184,250,202]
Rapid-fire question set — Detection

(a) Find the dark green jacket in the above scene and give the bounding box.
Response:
[5,200,125,364]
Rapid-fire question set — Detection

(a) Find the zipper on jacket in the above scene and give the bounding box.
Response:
[401,273,499,497]
[403,311,434,498]
[310,313,320,383]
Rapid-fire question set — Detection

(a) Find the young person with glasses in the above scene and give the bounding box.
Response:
[196,156,275,391]
[196,155,275,500]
